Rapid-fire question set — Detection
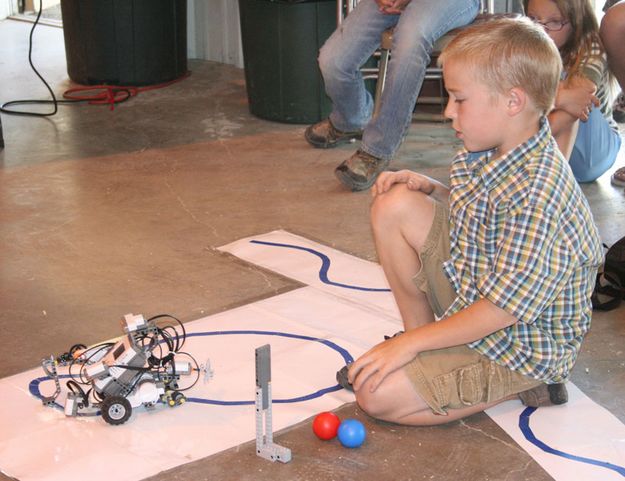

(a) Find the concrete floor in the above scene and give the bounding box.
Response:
[1,19,624,481]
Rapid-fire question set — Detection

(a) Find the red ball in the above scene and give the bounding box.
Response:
[312,412,341,440]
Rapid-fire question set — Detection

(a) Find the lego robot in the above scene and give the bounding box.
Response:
[41,313,198,425]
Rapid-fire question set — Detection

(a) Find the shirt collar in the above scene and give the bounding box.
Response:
[461,117,551,190]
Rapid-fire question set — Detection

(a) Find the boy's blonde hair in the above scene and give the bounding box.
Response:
[438,17,562,115]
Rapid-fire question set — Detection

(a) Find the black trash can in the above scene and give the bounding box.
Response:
[60,0,187,86]
[238,0,335,124]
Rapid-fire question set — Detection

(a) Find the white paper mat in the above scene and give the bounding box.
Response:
[221,230,625,481]
[1,230,623,481]
[0,287,396,481]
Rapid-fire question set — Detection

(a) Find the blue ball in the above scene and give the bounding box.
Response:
[337,419,366,448]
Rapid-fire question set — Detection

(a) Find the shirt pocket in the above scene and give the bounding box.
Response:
[468,215,498,259]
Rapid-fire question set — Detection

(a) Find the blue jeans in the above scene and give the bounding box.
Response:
[569,107,622,182]
[318,0,480,160]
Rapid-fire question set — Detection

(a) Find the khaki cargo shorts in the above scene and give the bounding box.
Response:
[404,200,540,415]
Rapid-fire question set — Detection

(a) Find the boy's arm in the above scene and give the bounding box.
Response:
[348,298,517,392]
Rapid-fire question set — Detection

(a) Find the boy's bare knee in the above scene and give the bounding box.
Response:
[356,389,446,426]
[354,378,413,423]
[355,389,391,421]
[371,184,428,231]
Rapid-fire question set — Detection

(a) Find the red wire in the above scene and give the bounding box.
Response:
[62,71,191,111]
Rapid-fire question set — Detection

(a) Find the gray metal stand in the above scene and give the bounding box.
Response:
[255,344,291,463]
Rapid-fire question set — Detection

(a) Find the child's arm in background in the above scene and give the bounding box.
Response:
[552,75,600,122]
[548,75,600,158]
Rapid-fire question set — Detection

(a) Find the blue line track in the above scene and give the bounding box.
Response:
[250,239,391,292]
[519,407,625,477]
[30,330,354,409]
[250,239,625,478]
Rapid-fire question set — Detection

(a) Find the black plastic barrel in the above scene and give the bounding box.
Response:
[60,0,187,86]
[238,0,335,124]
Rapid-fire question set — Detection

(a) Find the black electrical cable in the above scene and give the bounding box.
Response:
[72,342,115,385]
[2,0,190,118]
[147,314,187,351]
[61,313,195,410]
[0,0,131,117]
[66,379,89,406]
[1,0,73,116]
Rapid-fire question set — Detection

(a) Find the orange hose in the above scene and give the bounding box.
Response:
[63,71,191,110]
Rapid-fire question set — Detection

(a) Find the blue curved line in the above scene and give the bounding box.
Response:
[519,407,625,477]
[30,330,354,408]
[187,385,343,406]
[250,239,391,292]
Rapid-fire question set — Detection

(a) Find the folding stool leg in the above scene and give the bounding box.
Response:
[373,48,390,118]
[372,28,393,118]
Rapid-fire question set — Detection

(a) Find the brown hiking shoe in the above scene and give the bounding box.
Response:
[304,118,363,149]
[518,383,568,407]
[334,149,389,191]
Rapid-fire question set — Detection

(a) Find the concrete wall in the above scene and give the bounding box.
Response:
[0,0,15,19]
[24,0,58,11]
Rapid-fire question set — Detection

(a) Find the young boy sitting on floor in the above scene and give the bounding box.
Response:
[339,17,603,425]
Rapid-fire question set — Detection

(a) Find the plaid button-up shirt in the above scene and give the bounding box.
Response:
[443,118,603,383]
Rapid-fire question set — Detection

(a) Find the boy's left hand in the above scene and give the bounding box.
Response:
[372,170,435,197]
[348,332,418,392]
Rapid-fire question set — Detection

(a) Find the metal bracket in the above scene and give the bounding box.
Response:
[255,344,291,463]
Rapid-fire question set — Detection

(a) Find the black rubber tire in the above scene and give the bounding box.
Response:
[172,391,186,405]
[101,395,132,425]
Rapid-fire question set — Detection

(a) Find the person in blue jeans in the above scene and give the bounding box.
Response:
[304,0,480,191]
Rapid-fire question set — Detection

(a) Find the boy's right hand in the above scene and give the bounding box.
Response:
[347,330,419,393]
[372,170,435,197]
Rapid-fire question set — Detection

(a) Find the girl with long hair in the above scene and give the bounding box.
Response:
[525,0,622,182]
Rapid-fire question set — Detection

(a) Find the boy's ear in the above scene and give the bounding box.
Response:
[506,87,527,116]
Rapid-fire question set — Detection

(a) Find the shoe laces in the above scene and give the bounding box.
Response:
[315,119,342,142]
[354,149,380,166]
